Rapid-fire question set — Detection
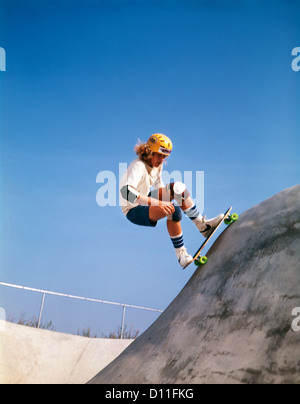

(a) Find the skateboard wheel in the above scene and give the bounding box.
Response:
[195,258,202,266]
[198,256,208,265]
[231,213,239,221]
[224,217,232,225]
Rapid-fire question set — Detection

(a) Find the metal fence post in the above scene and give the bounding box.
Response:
[120,305,126,339]
[37,292,46,328]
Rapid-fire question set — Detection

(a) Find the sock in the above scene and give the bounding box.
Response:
[183,203,199,220]
[170,233,184,250]
[183,203,204,230]
[183,203,202,221]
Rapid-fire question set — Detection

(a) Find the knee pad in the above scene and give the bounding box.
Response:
[168,205,182,222]
[173,181,186,195]
[168,182,190,205]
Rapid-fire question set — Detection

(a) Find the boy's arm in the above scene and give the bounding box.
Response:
[121,185,174,214]
[137,193,160,207]
[138,193,175,215]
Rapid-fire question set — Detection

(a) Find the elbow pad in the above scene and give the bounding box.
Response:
[120,185,140,204]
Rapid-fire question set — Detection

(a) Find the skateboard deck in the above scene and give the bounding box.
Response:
[183,207,238,270]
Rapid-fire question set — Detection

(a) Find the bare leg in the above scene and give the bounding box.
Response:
[149,205,172,222]
[160,185,194,212]
[149,205,182,237]
[167,219,182,237]
[149,186,193,267]
[181,196,195,212]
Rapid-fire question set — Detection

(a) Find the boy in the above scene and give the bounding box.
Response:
[120,133,224,267]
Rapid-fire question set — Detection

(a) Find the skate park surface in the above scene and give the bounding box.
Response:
[1,185,300,384]
[90,185,300,384]
[0,321,132,384]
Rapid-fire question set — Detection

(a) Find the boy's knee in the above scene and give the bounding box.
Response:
[167,182,190,205]
[169,205,182,222]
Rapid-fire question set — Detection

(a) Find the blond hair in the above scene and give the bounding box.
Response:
[134,140,153,163]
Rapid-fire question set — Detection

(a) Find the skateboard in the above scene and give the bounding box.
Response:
[183,207,239,270]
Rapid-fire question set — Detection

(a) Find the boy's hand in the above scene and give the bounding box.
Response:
[158,201,175,216]
[138,194,175,218]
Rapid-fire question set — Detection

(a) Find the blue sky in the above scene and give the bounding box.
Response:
[0,0,299,336]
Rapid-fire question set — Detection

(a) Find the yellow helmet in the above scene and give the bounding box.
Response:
[147,133,173,156]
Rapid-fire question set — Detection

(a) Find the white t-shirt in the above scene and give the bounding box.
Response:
[120,158,164,216]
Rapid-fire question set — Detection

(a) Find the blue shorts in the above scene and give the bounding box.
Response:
[126,204,182,228]
[126,205,157,227]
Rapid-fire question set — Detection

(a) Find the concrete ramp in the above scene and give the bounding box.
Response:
[0,321,132,384]
[89,185,300,384]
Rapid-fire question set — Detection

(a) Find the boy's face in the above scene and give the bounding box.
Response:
[150,152,167,167]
